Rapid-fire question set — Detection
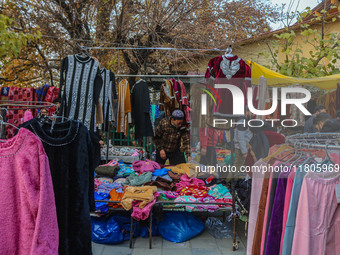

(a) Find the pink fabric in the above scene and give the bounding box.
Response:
[246,159,266,255]
[0,128,58,254]
[260,170,274,255]
[175,174,205,190]
[132,159,160,173]
[24,110,34,122]
[291,172,340,255]
[44,86,59,116]
[279,170,296,255]
[131,192,159,221]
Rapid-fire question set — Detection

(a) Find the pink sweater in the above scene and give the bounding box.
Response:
[0,128,58,255]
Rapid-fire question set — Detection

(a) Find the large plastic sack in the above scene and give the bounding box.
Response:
[159,212,204,243]
[111,215,141,241]
[91,216,124,244]
[205,217,233,239]
[140,218,161,237]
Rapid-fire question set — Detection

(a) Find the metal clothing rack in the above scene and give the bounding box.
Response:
[0,101,57,138]
[206,113,244,251]
[286,132,340,150]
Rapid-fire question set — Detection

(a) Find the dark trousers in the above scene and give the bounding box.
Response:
[156,150,186,165]
[199,146,217,166]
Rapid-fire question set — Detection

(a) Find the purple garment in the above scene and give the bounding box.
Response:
[264,170,291,255]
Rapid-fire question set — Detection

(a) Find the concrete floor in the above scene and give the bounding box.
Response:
[92,229,246,255]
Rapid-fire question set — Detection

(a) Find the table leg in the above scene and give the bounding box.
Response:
[149,209,153,249]
[129,216,134,249]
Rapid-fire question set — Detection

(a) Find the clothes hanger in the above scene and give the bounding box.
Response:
[224,45,234,58]
[0,112,19,142]
[75,44,91,59]
[279,143,298,163]
[298,144,316,167]
[284,143,304,167]
[319,144,335,165]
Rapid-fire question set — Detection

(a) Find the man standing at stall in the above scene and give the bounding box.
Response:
[154,109,191,165]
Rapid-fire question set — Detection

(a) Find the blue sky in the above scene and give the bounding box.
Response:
[270,0,321,29]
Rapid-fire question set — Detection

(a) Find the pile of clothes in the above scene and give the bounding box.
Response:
[94,158,234,221]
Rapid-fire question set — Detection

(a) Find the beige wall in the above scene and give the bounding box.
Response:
[175,19,340,74]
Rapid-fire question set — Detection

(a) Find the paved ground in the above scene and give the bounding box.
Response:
[92,229,246,255]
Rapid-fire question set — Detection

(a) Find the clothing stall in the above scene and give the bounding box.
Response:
[247,133,340,255]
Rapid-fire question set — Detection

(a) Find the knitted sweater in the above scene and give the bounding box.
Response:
[0,128,58,255]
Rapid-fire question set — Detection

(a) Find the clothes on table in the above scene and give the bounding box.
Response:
[108,189,125,208]
[117,162,135,177]
[178,185,209,198]
[175,174,205,190]
[124,172,152,186]
[131,192,159,221]
[174,196,220,212]
[121,186,158,210]
[208,184,232,199]
[132,159,160,173]
[153,168,171,176]
[145,176,177,191]
[166,163,198,178]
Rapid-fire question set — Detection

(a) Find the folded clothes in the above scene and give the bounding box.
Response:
[164,191,180,199]
[121,186,158,210]
[133,159,160,173]
[178,185,209,198]
[145,176,177,191]
[95,164,120,178]
[124,172,152,186]
[174,196,220,212]
[117,162,135,177]
[97,183,123,194]
[208,184,232,199]
[110,146,140,156]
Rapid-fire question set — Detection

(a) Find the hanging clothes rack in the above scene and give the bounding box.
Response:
[0,101,57,111]
[286,133,340,150]
[0,102,57,138]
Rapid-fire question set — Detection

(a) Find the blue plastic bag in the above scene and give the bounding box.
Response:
[111,215,141,241]
[159,212,204,243]
[140,218,161,237]
[91,217,124,244]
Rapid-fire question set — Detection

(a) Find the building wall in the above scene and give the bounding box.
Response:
[175,19,340,74]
